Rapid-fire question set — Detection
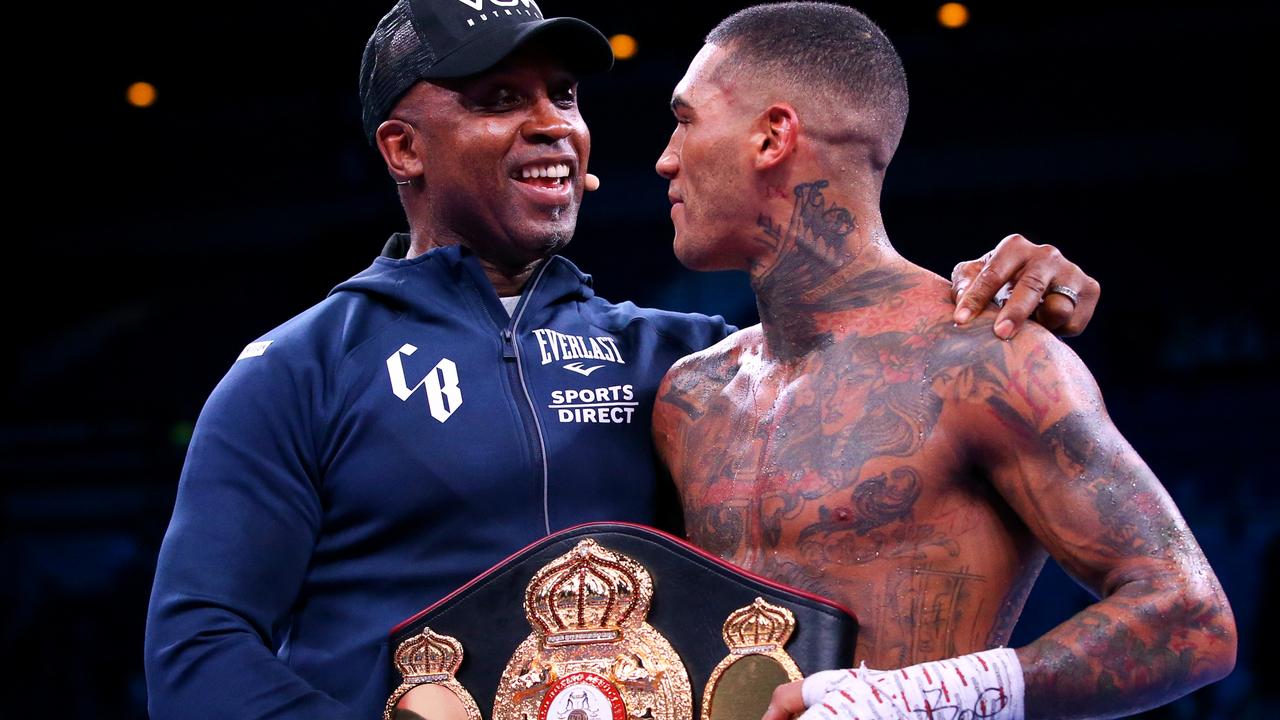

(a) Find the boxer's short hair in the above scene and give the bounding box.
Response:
[706,2,909,154]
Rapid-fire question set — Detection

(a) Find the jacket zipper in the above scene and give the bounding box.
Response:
[502,262,553,535]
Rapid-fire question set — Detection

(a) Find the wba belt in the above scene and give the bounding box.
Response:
[384,522,858,720]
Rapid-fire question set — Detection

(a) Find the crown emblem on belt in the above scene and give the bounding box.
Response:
[394,627,464,682]
[496,538,691,720]
[524,538,653,646]
[385,628,481,720]
[701,598,803,720]
[722,597,796,654]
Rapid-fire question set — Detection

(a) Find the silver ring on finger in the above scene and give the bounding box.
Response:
[1046,284,1079,306]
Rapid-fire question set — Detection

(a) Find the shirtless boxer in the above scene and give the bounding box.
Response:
[650,4,1236,719]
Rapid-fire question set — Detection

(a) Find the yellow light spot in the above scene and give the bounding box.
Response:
[609,34,638,61]
[127,81,157,108]
[937,3,970,29]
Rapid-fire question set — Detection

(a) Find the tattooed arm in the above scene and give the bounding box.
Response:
[972,326,1236,719]
[651,342,751,555]
[652,352,723,492]
[651,371,688,511]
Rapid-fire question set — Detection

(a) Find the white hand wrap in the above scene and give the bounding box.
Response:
[799,648,1025,720]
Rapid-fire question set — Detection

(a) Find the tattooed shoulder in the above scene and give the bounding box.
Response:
[981,320,1100,431]
[655,327,757,423]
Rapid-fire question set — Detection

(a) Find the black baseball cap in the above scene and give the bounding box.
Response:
[359,0,615,144]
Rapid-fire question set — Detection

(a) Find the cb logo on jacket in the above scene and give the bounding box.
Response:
[386,344,462,423]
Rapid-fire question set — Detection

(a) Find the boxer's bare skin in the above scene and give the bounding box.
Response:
[383,36,1107,720]
[652,38,1235,719]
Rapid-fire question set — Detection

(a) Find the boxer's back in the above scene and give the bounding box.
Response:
[653,267,1047,669]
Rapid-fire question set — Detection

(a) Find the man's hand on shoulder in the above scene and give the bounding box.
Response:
[951,234,1100,340]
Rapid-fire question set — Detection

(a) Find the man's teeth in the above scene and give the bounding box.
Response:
[519,163,571,180]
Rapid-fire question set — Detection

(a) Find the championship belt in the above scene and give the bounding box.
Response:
[384,522,858,720]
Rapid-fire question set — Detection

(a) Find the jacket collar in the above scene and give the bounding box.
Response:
[381,233,596,306]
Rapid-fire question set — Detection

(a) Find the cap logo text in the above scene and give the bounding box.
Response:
[456,0,543,16]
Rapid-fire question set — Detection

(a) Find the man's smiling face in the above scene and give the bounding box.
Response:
[395,45,591,268]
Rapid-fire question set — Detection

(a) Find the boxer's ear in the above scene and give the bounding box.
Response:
[753,103,799,170]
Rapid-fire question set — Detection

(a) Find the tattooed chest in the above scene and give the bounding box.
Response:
[676,373,945,570]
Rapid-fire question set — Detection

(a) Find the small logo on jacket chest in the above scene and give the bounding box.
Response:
[533,329,627,376]
[386,344,462,423]
[549,385,637,424]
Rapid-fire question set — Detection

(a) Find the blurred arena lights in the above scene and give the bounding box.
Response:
[609,33,638,61]
[938,2,970,29]
[127,81,157,108]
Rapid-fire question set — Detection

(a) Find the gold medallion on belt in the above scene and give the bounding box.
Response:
[493,538,691,720]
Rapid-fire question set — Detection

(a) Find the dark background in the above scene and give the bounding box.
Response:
[4,1,1276,717]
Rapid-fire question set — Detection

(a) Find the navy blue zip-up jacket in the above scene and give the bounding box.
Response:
[144,241,731,719]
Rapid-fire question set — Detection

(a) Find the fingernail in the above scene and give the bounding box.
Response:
[994,319,1014,339]
[955,307,973,324]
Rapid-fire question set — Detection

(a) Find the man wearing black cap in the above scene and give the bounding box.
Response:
[143,2,1100,718]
